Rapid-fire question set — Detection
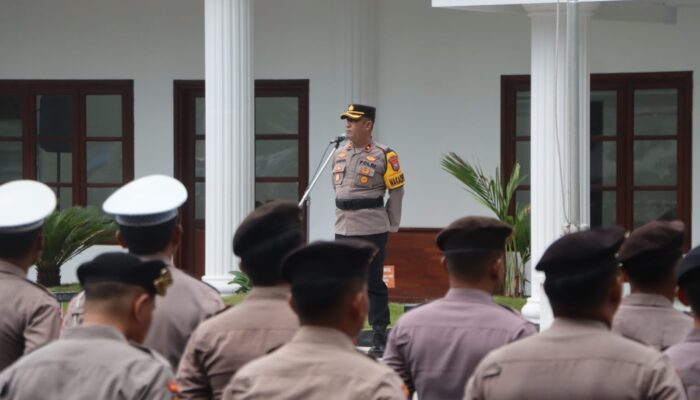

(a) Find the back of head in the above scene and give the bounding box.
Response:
[233,201,304,286]
[618,220,684,287]
[436,216,512,281]
[676,246,700,314]
[118,218,178,255]
[281,240,377,325]
[0,180,56,261]
[536,227,625,314]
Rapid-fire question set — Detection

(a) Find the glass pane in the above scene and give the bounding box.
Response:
[195,181,204,220]
[36,95,73,138]
[633,191,676,228]
[590,141,616,186]
[86,95,122,137]
[590,91,617,137]
[195,139,205,178]
[590,191,616,227]
[195,97,205,136]
[515,190,530,209]
[87,187,117,211]
[255,182,298,207]
[634,89,677,136]
[0,95,22,137]
[515,91,530,137]
[0,142,23,182]
[634,140,676,186]
[50,186,72,211]
[37,143,72,183]
[515,141,530,185]
[255,140,298,178]
[86,142,122,183]
[255,97,298,135]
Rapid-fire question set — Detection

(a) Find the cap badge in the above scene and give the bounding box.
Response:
[153,268,173,296]
[348,104,354,111]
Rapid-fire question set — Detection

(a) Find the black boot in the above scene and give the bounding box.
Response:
[368,327,387,358]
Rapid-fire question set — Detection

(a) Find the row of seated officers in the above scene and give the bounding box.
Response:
[0,176,699,399]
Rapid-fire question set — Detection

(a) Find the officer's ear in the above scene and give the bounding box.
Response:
[172,224,183,249]
[364,119,374,131]
[609,271,623,308]
[132,291,154,323]
[678,286,690,306]
[440,256,448,272]
[116,231,128,249]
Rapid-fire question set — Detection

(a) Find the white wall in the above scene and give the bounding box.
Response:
[3,0,700,283]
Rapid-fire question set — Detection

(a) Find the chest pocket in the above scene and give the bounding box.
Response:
[355,165,376,187]
[333,161,346,185]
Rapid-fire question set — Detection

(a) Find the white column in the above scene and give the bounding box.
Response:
[521,4,593,328]
[339,0,379,107]
[203,0,254,293]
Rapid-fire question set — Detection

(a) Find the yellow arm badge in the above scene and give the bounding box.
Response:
[383,150,405,189]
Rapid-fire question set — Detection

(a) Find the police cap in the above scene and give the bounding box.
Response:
[618,220,684,271]
[77,252,172,296]
[0,180,56,233]
[281,240,378,285]
[103,175,187,227]
[233,200,303,259]
[436,216,513,253]
[535,226,625,274]
[340,104,376,122]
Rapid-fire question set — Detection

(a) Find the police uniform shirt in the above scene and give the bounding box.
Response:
[0,325,177,399]
[0,259,60,372]
[177,286,299,400]
[612,293,692,350]
[464,318,687,400]
[384,288,536,400]
[63,257,225,370]
[666,329,700,399]
[222,326,406,400]
[332,141,404,236]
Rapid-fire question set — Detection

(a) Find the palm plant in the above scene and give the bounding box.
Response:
[229,270,252,294]
[441,152,530,297]
[37,206,116,287]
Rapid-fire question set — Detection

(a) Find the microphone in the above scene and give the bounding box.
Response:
[330,135,346,144]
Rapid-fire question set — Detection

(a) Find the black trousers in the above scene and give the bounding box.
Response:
[335,232,389,329]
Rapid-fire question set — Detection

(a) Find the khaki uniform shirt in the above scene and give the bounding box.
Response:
[177,287,299,400]
[0,325,177,399]
[612,293,692,350]
[666,329,700,400]
[464,318,687,400]
[332,141,404,235]
[384,288,536,400]
[0,260,60,371]
[223,326,407,400]
[63,257,225,370]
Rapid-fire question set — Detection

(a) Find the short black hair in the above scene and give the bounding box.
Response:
[240,230,303,286]
[445,250,502,281]
[118,218,177,255]
[84,281,150,315]
[0,228,41,259]
[622,249,682,286]
[680,269,700,314]
[291,277,364,324]
[544,262,618,310]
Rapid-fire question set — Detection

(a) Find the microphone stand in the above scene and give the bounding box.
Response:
[299,139,343,208]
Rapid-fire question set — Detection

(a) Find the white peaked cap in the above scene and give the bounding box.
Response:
[103,175,188,227]
[0,180,56,232]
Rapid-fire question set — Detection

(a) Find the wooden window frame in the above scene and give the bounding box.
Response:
[0,80,134,206]
[501,72,692,248]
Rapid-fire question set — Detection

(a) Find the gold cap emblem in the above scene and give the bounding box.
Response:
[153,267,173,296]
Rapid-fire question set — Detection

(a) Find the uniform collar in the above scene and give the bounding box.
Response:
[345,140,374,153]
[444,288,493,304]
[0,259,27,278]
[291,326,356,351]
[621,293,674,308]
[246,286,291,302]
[137,254,175,268]
[61,324,129,343]
[550,317,609,332]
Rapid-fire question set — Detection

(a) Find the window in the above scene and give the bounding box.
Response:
[0,81,134,210]
[501,72,692,246]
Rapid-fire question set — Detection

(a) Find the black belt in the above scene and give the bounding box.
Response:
[336,197,384,210]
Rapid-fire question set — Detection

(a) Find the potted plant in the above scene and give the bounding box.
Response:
[441,152,530,297]
[36,206,116,287]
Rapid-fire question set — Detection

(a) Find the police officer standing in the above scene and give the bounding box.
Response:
[0,180,60,371]
[333,104,405,357]
[0,252,178,399]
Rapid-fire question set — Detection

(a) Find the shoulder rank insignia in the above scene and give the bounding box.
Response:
[383,150,405,190]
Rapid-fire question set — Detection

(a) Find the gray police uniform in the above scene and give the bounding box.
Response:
[333,140,404,330]
[177,286,299,400]
[63,257,225,370]
[0,260,60,372]
[612,293,692,350]
[666,329,700,399]
[222,326,407,400]
[384,288,536,399]
[0,325,177,399]
[464,318,687,400]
